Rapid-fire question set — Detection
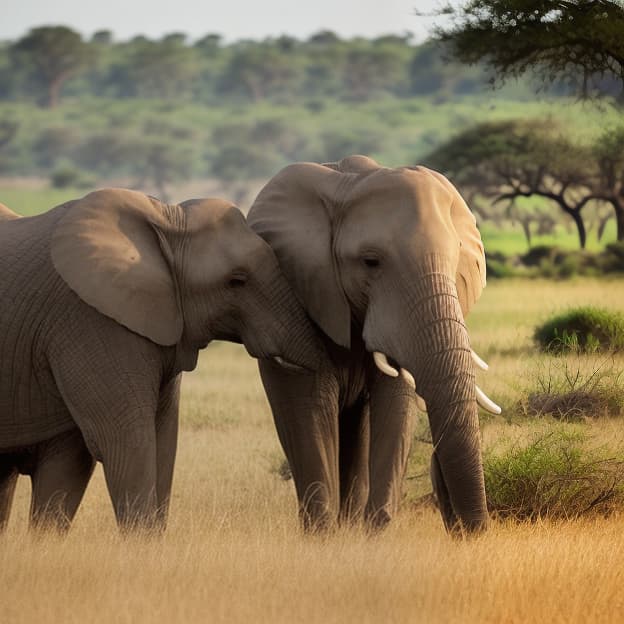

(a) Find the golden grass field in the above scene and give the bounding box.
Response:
[2,278,624,623]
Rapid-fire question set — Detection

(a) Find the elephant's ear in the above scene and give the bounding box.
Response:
[51,188,183,346]
[248,163,352,348]
[0,202,19,220]
[426,168,486,317]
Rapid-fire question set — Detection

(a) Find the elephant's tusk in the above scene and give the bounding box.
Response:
[273,356,305,372]
[373,351,399,377]
[400,368,427,412]
[400,368,415,389]
[475,385,501,414]
[471,350,489,371]
[415,394,427,413]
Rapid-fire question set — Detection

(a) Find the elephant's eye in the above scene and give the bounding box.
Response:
[362,256,380,269]
[228,272,248,288]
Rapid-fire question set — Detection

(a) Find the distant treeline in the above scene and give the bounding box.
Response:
[0,26,589,108]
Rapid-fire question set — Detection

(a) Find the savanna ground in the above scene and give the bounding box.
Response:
[1,277,624,623]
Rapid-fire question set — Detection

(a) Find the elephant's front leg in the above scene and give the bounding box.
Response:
[258,360,340,532]
[365,374,417,530]
[154,374,181,529]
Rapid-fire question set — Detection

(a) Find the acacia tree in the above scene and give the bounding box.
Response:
[10,26,95,107]
[430,0,624,99]
[591,127,624,241]
[425,120,596,248]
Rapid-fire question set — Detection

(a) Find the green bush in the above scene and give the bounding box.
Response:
[50,164,95,189]
[484,428,624,520]
[602,242,624,273]
[534,307,624,353]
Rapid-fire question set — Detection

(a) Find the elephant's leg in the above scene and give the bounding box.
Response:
[30,429,95,531]
[365,374,417,530]
[50,340,163,531]
[96,422,159,531]
[258,360,340,532]
[154,374,181,529]
[338,398,370,524]
[430,451,460,533]
[0,460,18,531]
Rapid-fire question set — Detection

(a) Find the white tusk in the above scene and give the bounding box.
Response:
[400,368,427,412]
[475,385,501,415]
[415,394,427,413]
[373,352,399,377]
[471,350,489,371]
[400,368,415,390]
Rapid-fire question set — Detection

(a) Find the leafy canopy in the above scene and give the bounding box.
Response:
[432,0,624,99]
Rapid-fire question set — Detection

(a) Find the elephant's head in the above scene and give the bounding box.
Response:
[50,188,320,371]
[248,155,495,533]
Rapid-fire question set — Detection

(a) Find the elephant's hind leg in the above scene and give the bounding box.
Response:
[0,461,18,531]
[30,429,95,531]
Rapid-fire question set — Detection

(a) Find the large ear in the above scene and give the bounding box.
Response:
[51,188,183,346]
[0,202,19,220]
[424,168,486,317]
[248,163,352,348]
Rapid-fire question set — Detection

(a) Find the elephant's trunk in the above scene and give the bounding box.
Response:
[408,267,488,534]
[365,254,488,534]
[250,270,323,372]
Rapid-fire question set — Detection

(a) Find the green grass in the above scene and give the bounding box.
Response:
[480,221,618,255]
[484,425,624,520]
[0,187,87,216]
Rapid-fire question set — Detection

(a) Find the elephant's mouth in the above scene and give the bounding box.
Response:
[371,350,501,415]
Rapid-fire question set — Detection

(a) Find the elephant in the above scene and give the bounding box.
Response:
[247,155,500,535]
[0,188,320,531]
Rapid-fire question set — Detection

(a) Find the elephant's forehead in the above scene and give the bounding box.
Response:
[342,168,451,226]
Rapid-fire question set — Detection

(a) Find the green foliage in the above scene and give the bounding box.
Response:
[432,0,624,99]
[484,427,624,520]
[534,307,624,353]
[50,162,95,189]
[10,26,95,107]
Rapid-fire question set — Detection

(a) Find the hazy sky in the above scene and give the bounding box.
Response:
[0,0,446,42]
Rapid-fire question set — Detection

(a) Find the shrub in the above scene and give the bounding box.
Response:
[520,357,624,420]
[602,241,624,273]
[50,161,96,189]
[534,307,624,353]
[484,428,624,520]
[521,245,558,267]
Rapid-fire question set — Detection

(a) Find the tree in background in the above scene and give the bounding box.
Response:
[591,127,624,241]
[425,120,598,248]
[10,26,95,107]
[430,0,624,99]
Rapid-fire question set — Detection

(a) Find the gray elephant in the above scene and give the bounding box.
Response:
[0,188,319,531]
[248,155,499,534]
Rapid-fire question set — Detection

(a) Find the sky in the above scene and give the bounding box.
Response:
[0,0,447,42]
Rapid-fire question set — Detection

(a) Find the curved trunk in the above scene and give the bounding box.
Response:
[408,269,488,533]
[364,256,488,534]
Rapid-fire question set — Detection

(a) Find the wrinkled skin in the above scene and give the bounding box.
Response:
[0,189,319,532]
[248,155,489,535]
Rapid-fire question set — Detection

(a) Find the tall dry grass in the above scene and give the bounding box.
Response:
[2,278,624,623]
